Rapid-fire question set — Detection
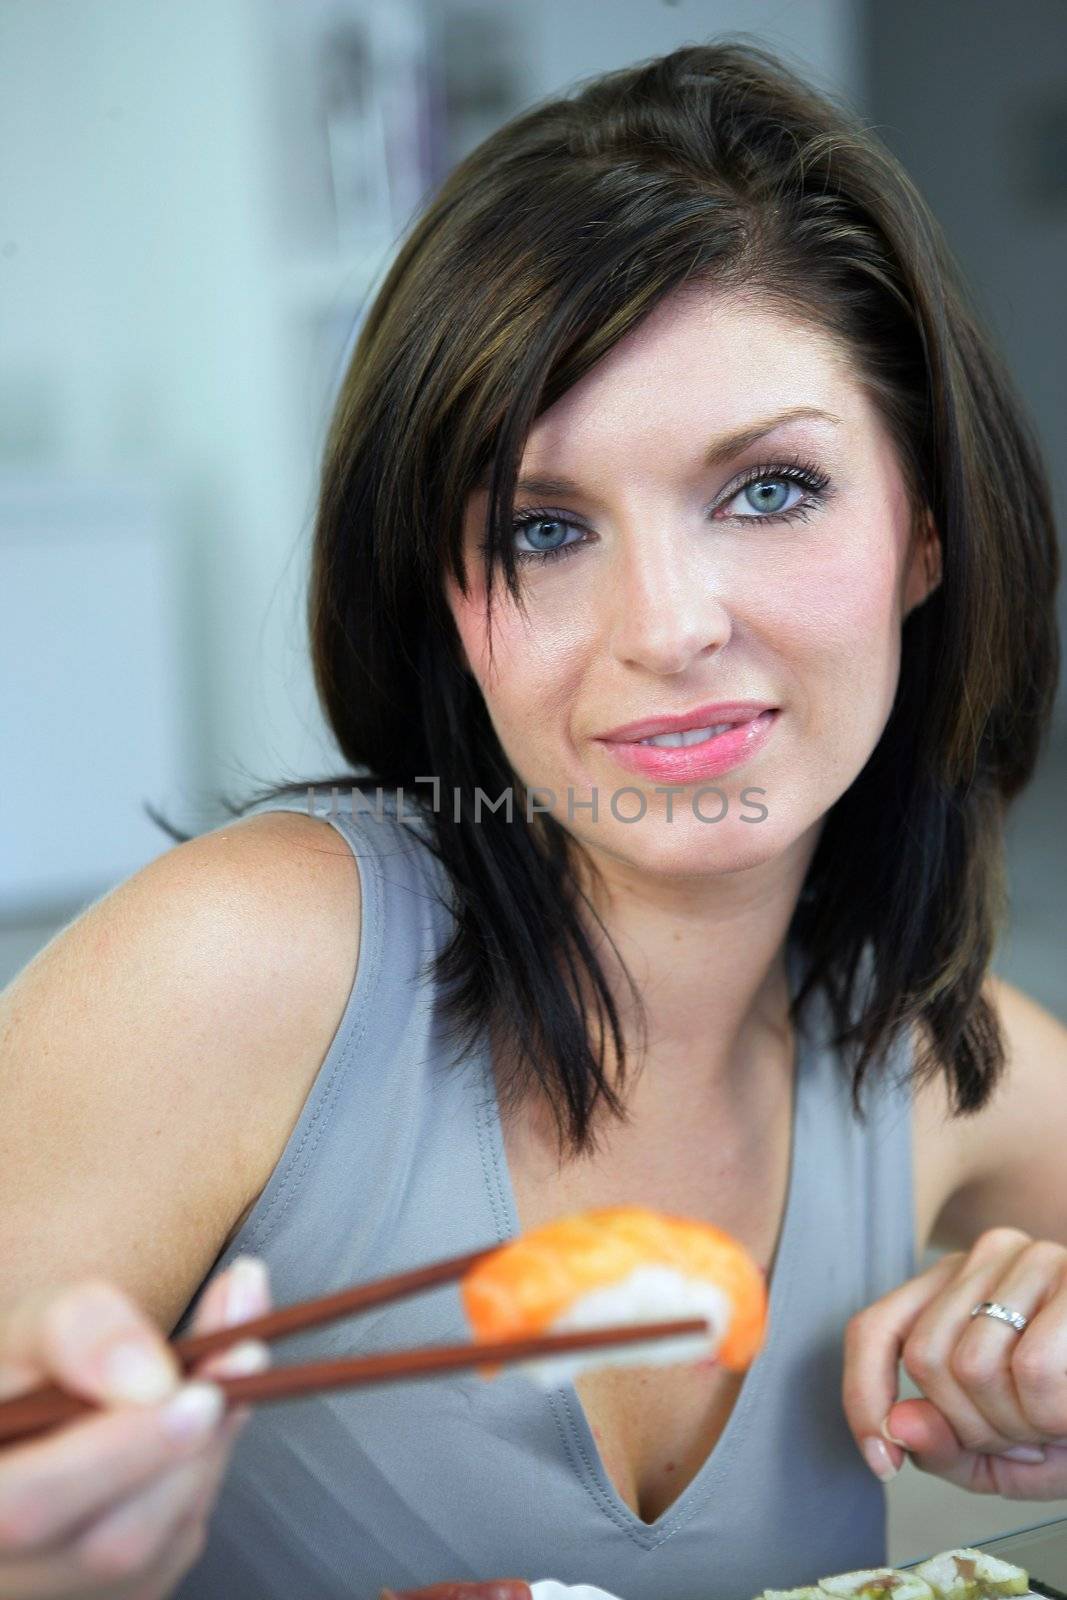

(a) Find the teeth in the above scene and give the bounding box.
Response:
[638,722,734,748]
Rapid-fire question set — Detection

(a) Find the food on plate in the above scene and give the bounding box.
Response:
[912,1550,1030,1600]
[751,1553,1031,1600]
[817,1571,935,1600]
[460,1204,767,1386]
[759,1589,826,1600]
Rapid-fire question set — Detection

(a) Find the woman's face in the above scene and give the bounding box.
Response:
[443,288,939,891]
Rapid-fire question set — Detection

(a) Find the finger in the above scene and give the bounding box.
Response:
[122,1509,210,1600]
[187,1256,272,1388]
[951,1241,1067,1443]
[0,1277,183,1408]
[841,1250,962,1479]
[0,1381,226,1552]
[66,1452,219,1585]
[1011,1280,1067,1439]
[188,1256,271,1342]
[883,1396,992,1492]
[886,1396,1067,1500]
[155,1259,268,1539]
[0,1431,221,1596]
[137,1261,270,1558]
[0,1518,207,1600]
[896,1238,1037,1455]
[180,1404,255,1530]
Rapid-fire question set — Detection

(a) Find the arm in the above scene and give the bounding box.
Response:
[0,806,361,1331]
[0,808,361,1593]
[926,975,1067,1253]
[844,975,1067,1498]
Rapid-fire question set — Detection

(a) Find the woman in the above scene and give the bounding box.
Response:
[0,37,1063,1600]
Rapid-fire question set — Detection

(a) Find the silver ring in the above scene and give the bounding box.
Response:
[970,1300,1029,1333]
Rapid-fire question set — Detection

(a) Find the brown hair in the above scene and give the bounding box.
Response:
[156,39,1060,1154]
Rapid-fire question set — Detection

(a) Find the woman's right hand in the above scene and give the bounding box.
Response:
[0,1255,272,1598]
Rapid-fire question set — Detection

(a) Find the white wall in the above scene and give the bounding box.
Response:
[0,0,335,855]
[503,0,861,109]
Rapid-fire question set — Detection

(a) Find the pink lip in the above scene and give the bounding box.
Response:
[595,709,779,782]
[596,700,777,743]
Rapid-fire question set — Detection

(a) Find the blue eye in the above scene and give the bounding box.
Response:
[742,480,793,513]
[717,461,831,523]
[477,458,832,571]
[481,509,587,568]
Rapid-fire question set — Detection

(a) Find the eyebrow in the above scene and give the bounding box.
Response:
[473,406,843,497]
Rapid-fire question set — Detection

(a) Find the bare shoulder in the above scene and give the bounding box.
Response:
[0,807,362,1334]
[912,975,1067,1257]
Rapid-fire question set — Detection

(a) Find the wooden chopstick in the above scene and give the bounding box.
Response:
[0,1241,498,1450]
[172,1244,500,1366]
[0,1317,710,1447]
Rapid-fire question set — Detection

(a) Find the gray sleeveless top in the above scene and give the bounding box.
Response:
[171,789,917,1600]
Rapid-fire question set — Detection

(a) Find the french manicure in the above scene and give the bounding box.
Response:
[862,1435,899,1482]
[880,1417,909,1449]
[161,1381,225,1444]
[226,1257,269,1324]
[213,1338,271,1377]
[1001,1444,1046,1463]
[102,1341,177,1404]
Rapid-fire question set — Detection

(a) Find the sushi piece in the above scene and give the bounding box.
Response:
[758,1588,826,1600]
[912,1550,1029,1600]
[817,1571,935,1600]
[460,1204,767,1388]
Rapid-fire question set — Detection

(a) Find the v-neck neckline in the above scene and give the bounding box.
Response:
[473,940,814,1549]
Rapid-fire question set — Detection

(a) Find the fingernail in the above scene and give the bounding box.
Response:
[880,1417,909,1450]
[161,1381,225,1444]
[226,1257,269,1324]
[862,1435,899,1482]
[102,1340,177,1404]
[1001,1444,1046,1462]
[213,1339,271,1377]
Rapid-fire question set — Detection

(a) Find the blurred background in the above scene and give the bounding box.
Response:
[0,0,1063,1560]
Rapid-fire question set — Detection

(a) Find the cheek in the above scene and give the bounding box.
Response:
[770,533,904,758]
[446,578,584,744]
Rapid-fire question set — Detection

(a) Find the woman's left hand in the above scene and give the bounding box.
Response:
[843,1225,1067,1498]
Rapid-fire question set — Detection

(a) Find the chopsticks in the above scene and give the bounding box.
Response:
[0,1241,710,1449]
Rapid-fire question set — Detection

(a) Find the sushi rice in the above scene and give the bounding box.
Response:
[508,1265,731,1388]
[759,1589,827,1600]
[751,1553,1031,1600]
[911,1550,1030,1600]
[817,1570,935,1600]
[460,1205,768,1387]
[530,1548,1033,1600]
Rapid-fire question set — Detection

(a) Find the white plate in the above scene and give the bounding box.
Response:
[530,1583,625,1600]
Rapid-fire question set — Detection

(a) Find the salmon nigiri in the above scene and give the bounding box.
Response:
[460,1205,767,1387]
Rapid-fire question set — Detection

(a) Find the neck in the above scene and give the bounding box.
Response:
[565,828,815,1104]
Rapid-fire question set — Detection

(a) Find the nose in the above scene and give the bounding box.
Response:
[607,519,733,675]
